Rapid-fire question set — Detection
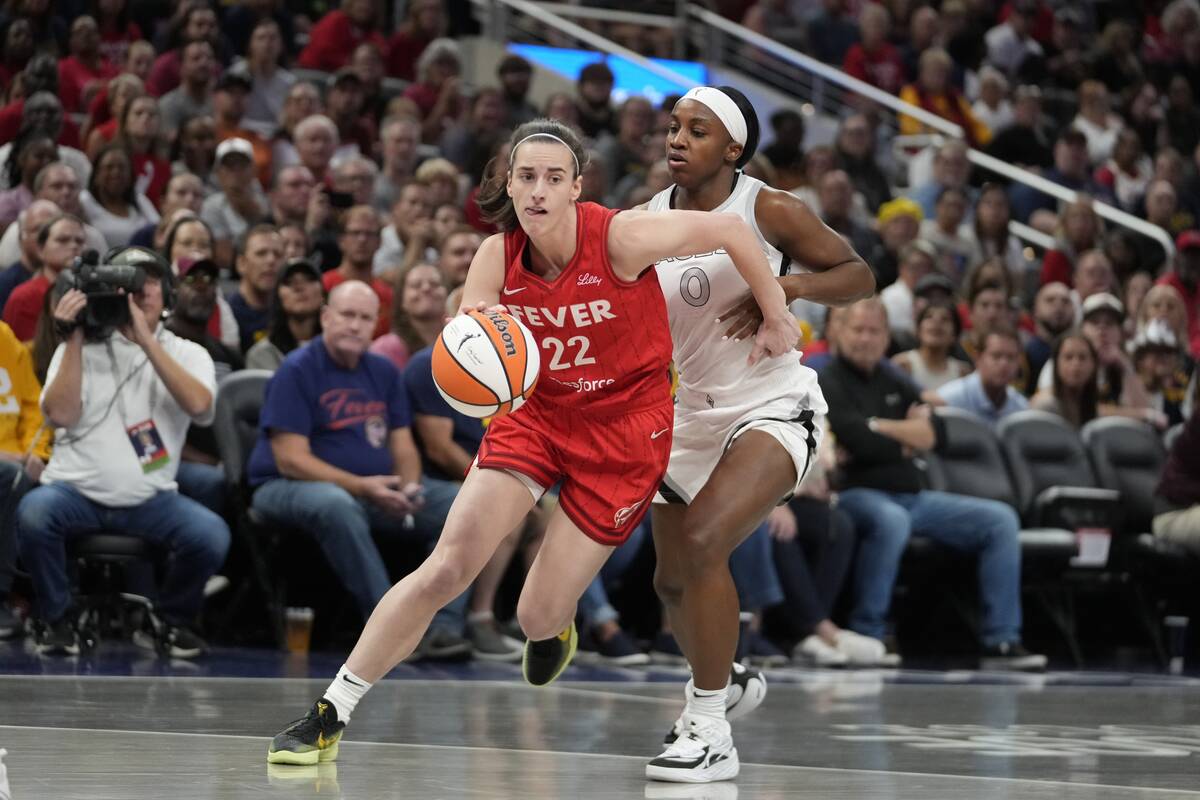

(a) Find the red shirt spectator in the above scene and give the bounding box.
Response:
[385,29,434,82]
[58,55,119,115]
[322,270,393,340]
[298,10,386,73]
[1041,249,1075,287]
[98,20,143,67]
[132,151,171,208]
[2,274,48,341]
[146,49,182,97]
[0,100,81,148]
[843,42,907,95]
[1158,270,1200,358]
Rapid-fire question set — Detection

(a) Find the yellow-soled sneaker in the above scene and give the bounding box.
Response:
[522,623,578,686]
[267,699,345,765]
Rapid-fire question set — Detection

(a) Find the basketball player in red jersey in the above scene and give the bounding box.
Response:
[267,118,801,767]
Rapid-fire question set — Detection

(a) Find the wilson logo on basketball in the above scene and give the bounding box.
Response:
[484,310,518,357]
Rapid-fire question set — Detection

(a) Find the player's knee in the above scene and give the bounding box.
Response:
[653,566,684,607]
[679,522,733,573]
[417,549,475,603]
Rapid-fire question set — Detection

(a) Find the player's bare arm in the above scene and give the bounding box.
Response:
[458,233,507,314]
[610,209,798,362]
[718,188,875,341]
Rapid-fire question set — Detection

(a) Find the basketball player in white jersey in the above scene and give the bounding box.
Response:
[642,86,876,783]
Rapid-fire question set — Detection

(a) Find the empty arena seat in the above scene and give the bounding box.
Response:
[1081,417,1166,536]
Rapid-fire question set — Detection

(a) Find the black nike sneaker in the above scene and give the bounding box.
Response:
[664,663,767,744]
[522,622,578,686]
[267,699,345,765]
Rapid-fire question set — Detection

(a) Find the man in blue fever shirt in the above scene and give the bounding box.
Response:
[247,281,470,657]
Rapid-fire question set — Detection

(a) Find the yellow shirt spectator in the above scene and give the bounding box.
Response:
[0,321,50,462]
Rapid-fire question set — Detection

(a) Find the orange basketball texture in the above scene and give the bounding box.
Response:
[432,310,540,418]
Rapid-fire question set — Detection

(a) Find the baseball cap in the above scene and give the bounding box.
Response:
[214,71,252,93]
[1175,230,1200,251]
[280,257,322,282]
[176,256,219,280]
[105,245,169,280]
[913,272,955,297]
[877,197,924,225]
[215,138,254,164]
[1128,318,1181,355]
[1081,292,1124,322]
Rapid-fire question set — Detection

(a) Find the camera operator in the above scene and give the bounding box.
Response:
[15,247,230,657]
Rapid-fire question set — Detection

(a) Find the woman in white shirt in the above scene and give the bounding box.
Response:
[80,144,159,248]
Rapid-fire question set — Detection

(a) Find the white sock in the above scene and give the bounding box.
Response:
[686,681,729,722]
[323,665,372,723]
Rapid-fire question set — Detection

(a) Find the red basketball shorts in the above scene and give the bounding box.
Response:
[476,399,673,546]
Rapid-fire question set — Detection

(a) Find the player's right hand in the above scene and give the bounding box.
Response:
[749,312,801,364]
[358,475,414,517]
[451,300,509,322]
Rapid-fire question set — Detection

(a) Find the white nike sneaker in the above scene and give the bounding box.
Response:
[663,663,766,744]
[646,715,739,783]
[833,630,888,666]
[793,635,850,667]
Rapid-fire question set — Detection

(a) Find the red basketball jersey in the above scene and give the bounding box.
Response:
[502,202,672,414]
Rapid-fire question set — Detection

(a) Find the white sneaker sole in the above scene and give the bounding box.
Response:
[646,749,740,783]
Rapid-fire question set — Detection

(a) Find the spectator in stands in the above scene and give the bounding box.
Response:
[497,54,537,130]
[264,165,315,231]
[333,157,378,208]
[201,138,268,269]
[761,109,805,190]
[1025,281,1074,393]
[405,38,464,145]
[808,0,860,66]
[1040,198,1102,288]
[290,114,339,184]
[269,83,323,176]
[228,224,283,353]
[1089,20,1142,96]
[0,200,56,313]
[372,116,422,214]
[909,140,972,220]
[821,298,1045,670]
[158,39,216,139]
[414,158,459,213]
[147,5,225,98]
[1137,284,1191,356]
[247,280,471,655]
[212,72,272,189]
[900,5,940,81]
[0,164,105,260]
[1066,292,1158,423]
[959,273,1012,363]
[819,170,879,258]
[1031,333,1098,428]
[436,226,482,288]
[1129,319,1189,427]
[986,0,1042,79]
[1094,129,1153,213]
[938,327,1029,423]
[0,18,33,92]
[868,197,923,289]
[919,186,974,283]
[966,183,1027,284]
[94,0,142,66]
[1010,128,1111,224]
[1124,270,1155,338]
[112,94,169,208]
[160,212,238,351]
[1163,75,1200,161]
[986,84,1052,171]
[324,206,391,339]
[325,68,374,159]
[369,262,444,371]
[431,204,466,245]
[229,18,294,137]
[1020,6,1087,91]
[0,130,58,230]
[596,96,654,195]
[834,114,890,214]
[880,240,937,341]
[574,62,616,140]
[80,144,159,248]
[542,91,580,133]
[278,222,309,262]
[170,114,218,195]
[246,257,324,371]
[0,93,91,191]
[375,182,434,277]
[130,172,202,248]
[1153,394,1200,556]
[0,55,80,149]
[900,49,991,147]
[1072,80,1124,167]
[972,67,1013,137]
[57,15,118,115]
[842,4,905,95]
[84,73,143,157]
[299,0,385,74]
[0,316,50,639]
[1072,249,1118,316]
[19,246,227,657]
[441,88,508,185]
[1150,148,1198,232]
[893,298,972,392]
[384,0,443,81]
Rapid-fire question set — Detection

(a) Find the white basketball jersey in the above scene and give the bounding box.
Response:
[650,175,826,415]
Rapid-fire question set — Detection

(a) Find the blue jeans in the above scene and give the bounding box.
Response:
[729,522,785,612]
[0,461,33,594]
[176,461,226,517]
[16,483,231,625]
[578,519,649,628]
[251,476,469,631]
[838,488,1023,647]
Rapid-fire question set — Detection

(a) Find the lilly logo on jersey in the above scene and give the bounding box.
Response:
[577,272,603,287]
[481,309,518,357]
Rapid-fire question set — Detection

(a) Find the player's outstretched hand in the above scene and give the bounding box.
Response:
[749,312,801,364]
[358,475,413,517]
[449,300,509,324]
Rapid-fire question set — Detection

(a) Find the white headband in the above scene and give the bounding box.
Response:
[509,133,580,173]
[681,87,748,146]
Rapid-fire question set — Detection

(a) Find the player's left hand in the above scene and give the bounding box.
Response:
[749,311,801,364]
[449,300,509,324]
[715,292,760,343]
[119,293,155,349]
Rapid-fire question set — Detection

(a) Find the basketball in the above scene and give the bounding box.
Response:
[432,309,539,418]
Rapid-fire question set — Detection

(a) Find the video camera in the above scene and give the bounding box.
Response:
[55,250,146,340]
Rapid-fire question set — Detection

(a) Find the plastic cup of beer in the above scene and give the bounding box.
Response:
[285,607,314,654]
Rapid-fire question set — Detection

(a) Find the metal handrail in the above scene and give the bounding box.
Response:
[518,2,677,28]
[687,4,1176,262]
